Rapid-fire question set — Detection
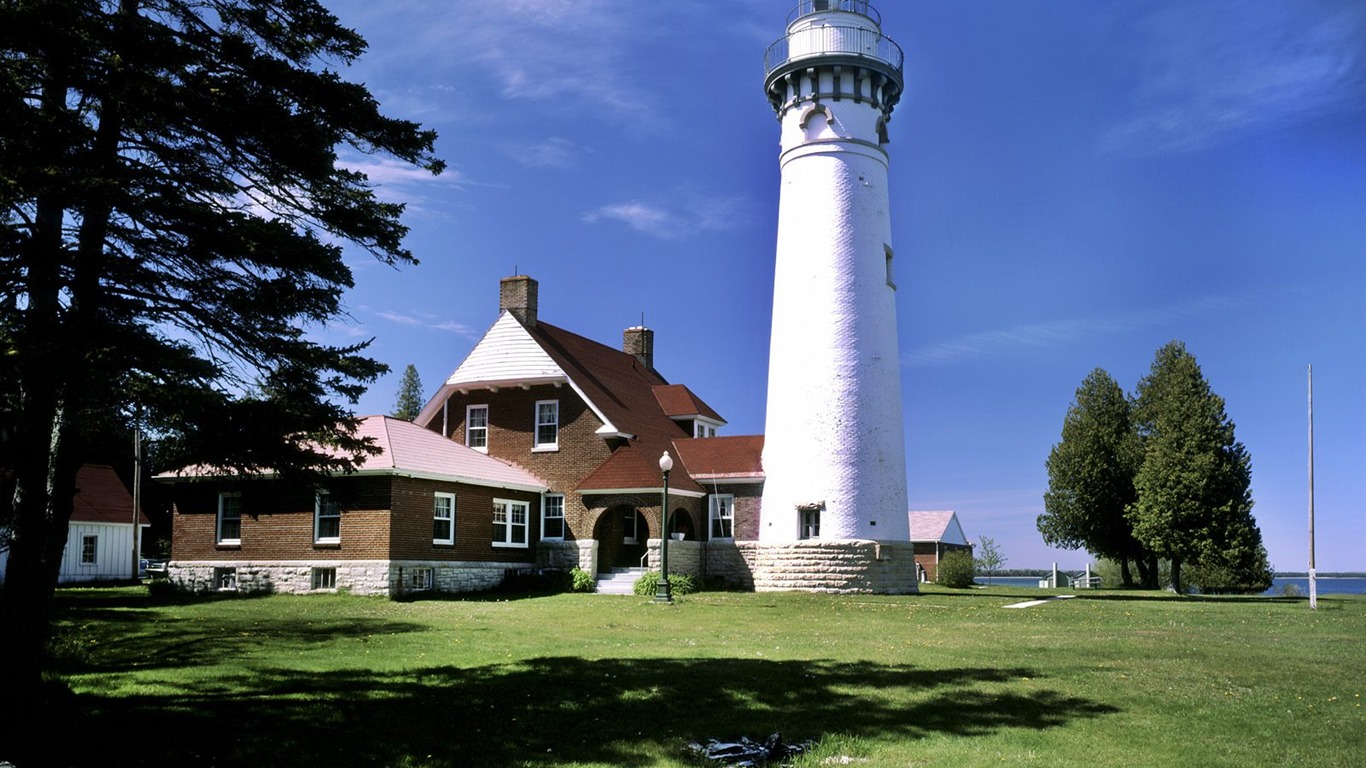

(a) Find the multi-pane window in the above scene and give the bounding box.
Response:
[534,400,559,449]
[466,405,489,451]
[408,567,433,591]
[217,492,242,543]
[709,494,735,541]
[433,492,456,544]
[312,567,337,590]
[541,494,565,540]
[214,567,238,591]
[694,423,717,438]
[623,510,640,545]
[80,534,98,565]
[799,508,821,540]
[492,499,529,548]
[314,493,341,543]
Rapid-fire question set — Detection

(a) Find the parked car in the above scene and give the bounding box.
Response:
[145,560,169,578]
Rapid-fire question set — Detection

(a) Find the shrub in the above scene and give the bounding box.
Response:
[936,551,975,588]
[569,567,596,593]
[632,571,697,597]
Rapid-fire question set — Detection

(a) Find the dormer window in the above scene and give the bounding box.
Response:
[694,423,717,438]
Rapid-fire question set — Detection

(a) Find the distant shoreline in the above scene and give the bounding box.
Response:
[982,569,1366,579]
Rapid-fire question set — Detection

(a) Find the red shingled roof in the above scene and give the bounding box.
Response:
[530,321,715,494]
[653,384,725,422]
[672,435,764,481]
[72,464,150,526]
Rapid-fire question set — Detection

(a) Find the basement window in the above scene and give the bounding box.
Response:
[312,567,337,590]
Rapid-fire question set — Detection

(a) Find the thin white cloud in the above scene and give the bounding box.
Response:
[906,294,1248,367]
[1101,2,1366,154]
[582,195,745,240]
[500,137,584,169]
[361,307,481,339]
[336,0,667,129]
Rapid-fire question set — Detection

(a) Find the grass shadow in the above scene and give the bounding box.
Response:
[38,655,1117,767]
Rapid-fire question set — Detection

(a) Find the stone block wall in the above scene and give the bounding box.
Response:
[746,540,918,594]
[644,539,700,576]
[648,539,918,594]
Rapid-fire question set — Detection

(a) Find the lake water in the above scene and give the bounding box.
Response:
[972,575,1366,596]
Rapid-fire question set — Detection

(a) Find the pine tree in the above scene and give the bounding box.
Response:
[1039,368,1151,586]
[392,364,425,421]
[1128,342,1260,594]
[0,0,441,730]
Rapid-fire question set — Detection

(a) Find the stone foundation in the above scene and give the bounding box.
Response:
[168,539,919,597]
[168,558,527,598]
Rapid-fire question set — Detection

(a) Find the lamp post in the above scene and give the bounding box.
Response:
[655,450,674,604]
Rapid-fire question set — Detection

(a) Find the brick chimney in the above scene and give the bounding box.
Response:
[623,326,654,369]
[500,275,538,327]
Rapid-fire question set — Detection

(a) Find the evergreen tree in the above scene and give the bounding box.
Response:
[392,364,424,421]
[0,0,440,731]
[1039,368,1152,586]
[1128,342,1259,594]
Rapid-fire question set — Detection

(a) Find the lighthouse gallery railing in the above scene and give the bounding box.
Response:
[763,24,904,80]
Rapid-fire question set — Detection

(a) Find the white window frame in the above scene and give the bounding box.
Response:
[311,567,337,590]
[314,492,341,544]
[433,492,456,545]
[214,567,238,591]
[217,492,242,544]
[709,494,735,541]
[408,567,433,591]
[541,494,565,540]
[533,400,559,451]
[466,404,489,452]
[80,534,98,566]
[694,423,717,438]
[492,498,530,548]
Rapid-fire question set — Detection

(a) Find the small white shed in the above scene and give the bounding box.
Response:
[0,464,150,584]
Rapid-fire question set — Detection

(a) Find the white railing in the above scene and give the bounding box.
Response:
[764,24,903,80]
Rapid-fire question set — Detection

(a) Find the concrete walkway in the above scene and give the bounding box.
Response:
[1003,595,1076,609]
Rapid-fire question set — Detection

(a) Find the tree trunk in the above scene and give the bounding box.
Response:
[1171,557,1183,594]
[1119,557,1134,588]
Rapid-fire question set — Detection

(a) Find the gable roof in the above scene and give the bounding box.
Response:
[157,416,548,493]
[908,510,969,545]
[72,464,150,526]
[417,308,729,495]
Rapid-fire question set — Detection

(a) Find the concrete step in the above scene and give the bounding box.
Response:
[595,568,648,595]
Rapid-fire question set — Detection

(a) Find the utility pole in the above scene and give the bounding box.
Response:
[132,424,142,580]
[1308,365,1316,609]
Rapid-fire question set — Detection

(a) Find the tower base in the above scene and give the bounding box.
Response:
[700,540,920,595]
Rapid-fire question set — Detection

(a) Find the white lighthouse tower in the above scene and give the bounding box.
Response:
[760,1,909,543]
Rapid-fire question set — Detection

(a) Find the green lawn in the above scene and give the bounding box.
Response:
[39,584,1365,767]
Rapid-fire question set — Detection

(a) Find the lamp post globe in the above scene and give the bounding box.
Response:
[655,451,674,604]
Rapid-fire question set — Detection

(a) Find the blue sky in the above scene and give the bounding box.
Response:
[318,0,1365,572]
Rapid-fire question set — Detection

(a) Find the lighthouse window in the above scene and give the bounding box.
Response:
[799,508,821,540]
[884,244,896,289]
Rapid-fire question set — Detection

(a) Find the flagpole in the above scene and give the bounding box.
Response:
[1308,365,1316,610]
